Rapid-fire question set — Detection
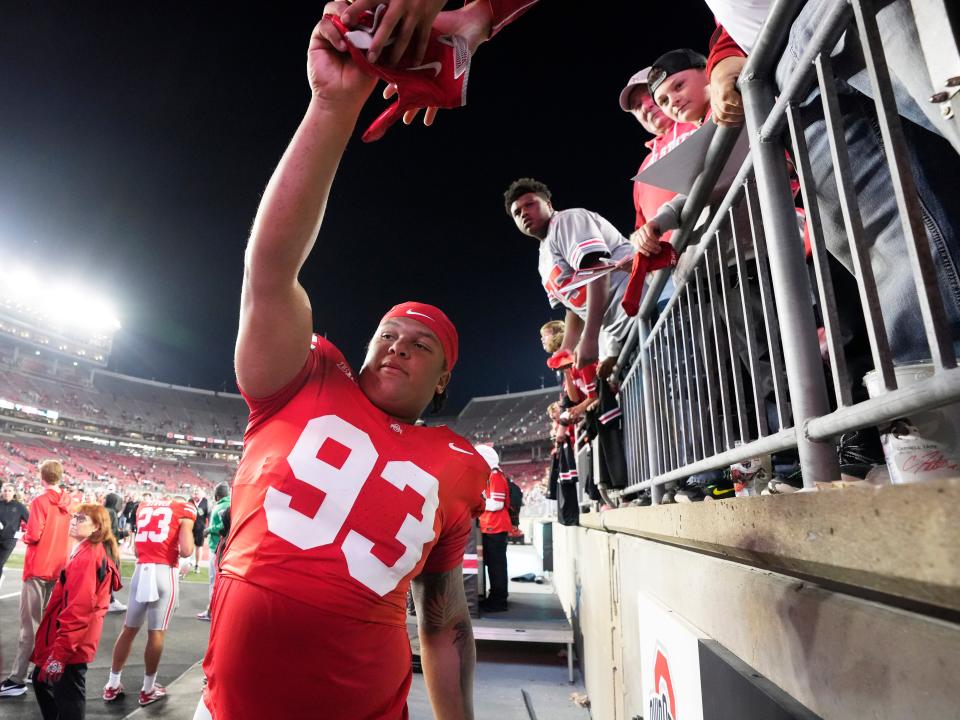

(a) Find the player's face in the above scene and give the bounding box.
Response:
[511,193,553,240]
[1,485,14,501]
[654,69,710,124]
[359,317,450,422]
[628,87,673,136]
[540,329,557,352]
[69,512,96,540]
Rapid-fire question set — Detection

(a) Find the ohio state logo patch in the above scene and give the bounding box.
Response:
[648,645,677,720]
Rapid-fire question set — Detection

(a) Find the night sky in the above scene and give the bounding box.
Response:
[0,2,714,412]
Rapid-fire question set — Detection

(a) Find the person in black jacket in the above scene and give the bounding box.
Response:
[0,483,29,590]
[102,493,127,613]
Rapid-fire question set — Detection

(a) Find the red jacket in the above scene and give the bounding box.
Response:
[32,540,121,666]
[480,470,514,534]
[23,487,72,581]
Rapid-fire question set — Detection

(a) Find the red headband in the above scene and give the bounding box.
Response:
[381,302,459,371]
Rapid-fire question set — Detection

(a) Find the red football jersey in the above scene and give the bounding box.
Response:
[134,499,197,566]
[479,470,513,534]
[219,336,488,628]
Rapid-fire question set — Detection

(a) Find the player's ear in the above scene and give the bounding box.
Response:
[435,369,451,395]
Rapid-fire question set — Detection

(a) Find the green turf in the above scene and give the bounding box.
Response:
[4,553,211,583]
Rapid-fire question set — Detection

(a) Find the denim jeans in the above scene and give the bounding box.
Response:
[775,0,960,364]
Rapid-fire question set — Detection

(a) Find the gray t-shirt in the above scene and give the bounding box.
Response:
[537,208,634,350]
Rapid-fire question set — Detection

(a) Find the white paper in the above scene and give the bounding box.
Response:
[633,122,749,197]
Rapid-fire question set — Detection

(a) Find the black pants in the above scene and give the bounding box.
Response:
[32,664,87,720]
[0,538,16,577]
[481,532,508,606]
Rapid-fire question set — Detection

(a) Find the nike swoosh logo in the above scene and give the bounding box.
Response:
[407,61,441,77]
[449,443,473,455]
[406,309,435,321]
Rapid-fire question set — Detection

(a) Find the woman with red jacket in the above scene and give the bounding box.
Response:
[31,503,121,720]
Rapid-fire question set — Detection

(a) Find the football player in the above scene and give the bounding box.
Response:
[103,494,196,706]
[193,7,492,720]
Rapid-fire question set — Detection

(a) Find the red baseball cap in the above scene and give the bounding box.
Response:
[381,301,459,371]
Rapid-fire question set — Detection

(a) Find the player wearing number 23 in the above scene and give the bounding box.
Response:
[102,497,195,706]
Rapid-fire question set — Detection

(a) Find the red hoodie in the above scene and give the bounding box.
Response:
[31,540,122,666]
[22,487,72,581]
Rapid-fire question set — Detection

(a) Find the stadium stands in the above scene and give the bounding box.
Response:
[452,386,558,447]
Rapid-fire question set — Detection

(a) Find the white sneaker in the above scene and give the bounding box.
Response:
[108,600,127,613]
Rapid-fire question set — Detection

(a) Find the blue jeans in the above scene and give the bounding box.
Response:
[775,0,960,363]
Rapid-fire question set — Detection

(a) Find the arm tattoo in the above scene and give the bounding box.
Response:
[413,568,469,632]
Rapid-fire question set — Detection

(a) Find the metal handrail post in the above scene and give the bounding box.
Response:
[638,318,663,504]
[739,75,840,486]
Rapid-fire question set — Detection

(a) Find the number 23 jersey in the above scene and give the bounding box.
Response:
[135,499,197,566]
[221,336,488,627]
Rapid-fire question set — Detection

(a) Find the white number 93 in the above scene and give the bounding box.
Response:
[263,415,440,596]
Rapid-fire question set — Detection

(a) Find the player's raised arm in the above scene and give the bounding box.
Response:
[236,4,377,398]
[411,567,475,720]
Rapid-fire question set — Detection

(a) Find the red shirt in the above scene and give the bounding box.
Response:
[32,540,121,665]
[479,470,513,534]
[134,499,196,567]
[219,336,488,628]
[22,487,72,581]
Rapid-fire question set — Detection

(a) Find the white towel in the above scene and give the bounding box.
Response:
[136,563,161,603]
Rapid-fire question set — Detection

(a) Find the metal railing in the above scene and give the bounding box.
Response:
[611,0,960,502]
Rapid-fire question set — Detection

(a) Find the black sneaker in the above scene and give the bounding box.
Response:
[479,599,508,613]
[0,679,27,697]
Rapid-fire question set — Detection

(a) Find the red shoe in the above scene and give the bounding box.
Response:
[330,10,471,142]
[102,683,124,702]
[139,685,166,706]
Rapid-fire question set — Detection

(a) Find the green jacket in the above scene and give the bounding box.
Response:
[207,496,231,551]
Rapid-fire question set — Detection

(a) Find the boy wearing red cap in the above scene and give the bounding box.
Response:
[195,9,489,719]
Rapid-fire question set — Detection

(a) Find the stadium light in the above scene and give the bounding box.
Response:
[0,261,121,331]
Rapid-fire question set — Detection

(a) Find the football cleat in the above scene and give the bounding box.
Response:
[139,685,167,706]
[330,9,472,142]
[102,684,125,702]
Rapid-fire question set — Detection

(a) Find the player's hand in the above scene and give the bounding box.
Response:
[374,0,494,127]
[312,3,378,107]
[710,56,747,127]
[575,335,599,370]
[630,222,663,257]
[597,356,617,382]
[340,0,447,65]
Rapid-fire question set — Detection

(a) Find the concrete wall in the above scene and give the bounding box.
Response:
[554,523,960,720]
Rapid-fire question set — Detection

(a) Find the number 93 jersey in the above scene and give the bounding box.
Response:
[135,499,197,567]
[222,336,488,627]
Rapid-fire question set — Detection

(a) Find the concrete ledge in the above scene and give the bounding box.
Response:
[579,478,960,613]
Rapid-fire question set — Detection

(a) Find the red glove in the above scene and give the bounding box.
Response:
[330,10,472,142]
[620,243,678,317]
[38,656,65,684]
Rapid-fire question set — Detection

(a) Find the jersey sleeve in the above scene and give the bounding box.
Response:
[706,24,747,79]
[179,502,198,524]
[422,467,485,575]
[579,364,599,400]
[239,335,329,435]
[488,471,509,507]
[551,211,612,270]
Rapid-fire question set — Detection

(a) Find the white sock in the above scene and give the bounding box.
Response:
[108,671,122,689]
[142,674,156,693]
